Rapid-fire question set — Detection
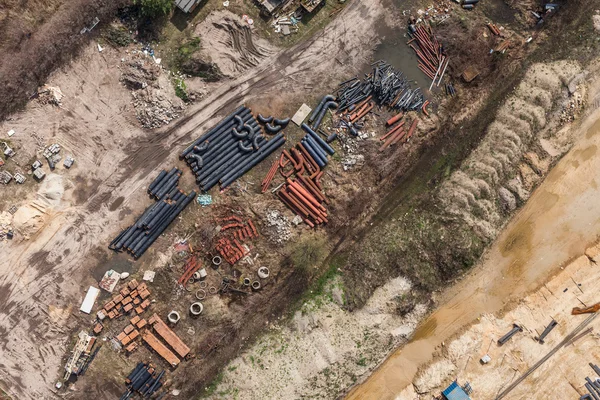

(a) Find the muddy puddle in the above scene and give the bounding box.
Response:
[368,0,431,90]
[346,111,600,399]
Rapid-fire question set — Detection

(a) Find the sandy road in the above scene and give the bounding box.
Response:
[0,1,385,398]
[346,80,600,399]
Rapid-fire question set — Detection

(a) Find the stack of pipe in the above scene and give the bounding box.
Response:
[278,176,328,228]
[408,23,449,87]
[379,118,418,151]
[120,362,165,400]
[445,83,456,97]
[337,61,425,113]
[214,216,258,265]
[180,106,286,191]
[308,95,338,130]
[109,170,196,259]
[178,255,200,286]
[300,123,335,168]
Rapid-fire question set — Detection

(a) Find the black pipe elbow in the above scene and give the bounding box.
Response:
[265,122,282,134]
[193,141,209,153]
[238,140,253,153]
[273,117,290,127]
[252,134,262,150]
[234,115,244,131]
[257,114,273,124]
[232,127,248,139]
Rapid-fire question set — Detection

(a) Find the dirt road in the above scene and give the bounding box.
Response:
[0,1,385,398]
[346,75,600,399]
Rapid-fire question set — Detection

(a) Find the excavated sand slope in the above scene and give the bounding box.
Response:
[439,61,582,239]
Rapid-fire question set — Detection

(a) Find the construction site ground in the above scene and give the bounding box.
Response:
[0,0,599,399]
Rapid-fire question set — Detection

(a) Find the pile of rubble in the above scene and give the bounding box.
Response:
[120,52,185,129]
[559,92,584,125]
[265,210,292,243]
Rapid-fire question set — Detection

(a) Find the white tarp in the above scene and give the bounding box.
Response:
[80,286,100,314]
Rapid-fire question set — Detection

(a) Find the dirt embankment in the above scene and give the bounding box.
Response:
[0,0,130,120]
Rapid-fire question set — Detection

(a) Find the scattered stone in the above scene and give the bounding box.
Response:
[265,210,292,242]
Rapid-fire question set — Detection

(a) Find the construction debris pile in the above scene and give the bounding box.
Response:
[408,23,449,87]
[109,168,197,258]
[181,106,287,191]
[337,61,425,113]
[120,362,166,400]
[63,331,99,379]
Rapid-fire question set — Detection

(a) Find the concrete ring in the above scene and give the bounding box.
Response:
[199,281,208,289]
[195,289,206,300]
[209,286,217,294]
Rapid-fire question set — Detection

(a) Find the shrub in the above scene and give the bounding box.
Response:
[134,0,172,18]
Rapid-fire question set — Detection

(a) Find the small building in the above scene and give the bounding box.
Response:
[32,160,42,170]
[442,381,472,400]
[64,156,75,169]
[14,173,26,184]
[33,168,46,181]
[175,0,201,13]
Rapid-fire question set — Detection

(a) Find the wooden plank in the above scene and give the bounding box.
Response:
[151,314,190,359]
[142,331,180,367]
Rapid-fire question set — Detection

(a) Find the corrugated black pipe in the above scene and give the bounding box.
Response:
[180,105,246,158]
[302,123,335,155]
[149,167,178,197]
[308,94,335,123]
[134,192,196,258]
[305,135,329,162]
[302,138,326,167]
[220,134,285,188]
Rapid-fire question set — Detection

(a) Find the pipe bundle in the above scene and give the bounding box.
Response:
[120,362,165,400]
[408,23,449,86]
[215,216,259,265]
[180,106,286,191]
[278,175,328,228]
[300,123,335,168]
[380,118,418,151]
[109,170,196,259]
[337,61,425,113]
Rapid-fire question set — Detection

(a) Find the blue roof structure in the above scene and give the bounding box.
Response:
[442,381,471,400]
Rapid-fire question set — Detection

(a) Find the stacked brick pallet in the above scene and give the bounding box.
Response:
[101,279,152,321]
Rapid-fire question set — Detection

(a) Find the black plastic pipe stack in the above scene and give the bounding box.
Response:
[120,364,166,399]
[181,105,286,191]
[300,123,335,168]
[109,170,196,259]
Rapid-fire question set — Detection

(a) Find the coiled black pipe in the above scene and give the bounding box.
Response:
[308,94,335,123]
[257,114,273,124]
[301,123,335,155]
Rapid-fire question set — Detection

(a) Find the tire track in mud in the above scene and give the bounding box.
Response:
[0,1,385,398]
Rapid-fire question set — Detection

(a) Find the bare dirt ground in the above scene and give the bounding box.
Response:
[346,61,600,400]
[0,2,387,399]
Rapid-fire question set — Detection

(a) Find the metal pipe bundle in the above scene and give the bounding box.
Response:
[109,170,196,259]
[121,363,166,399]
[337,61,425,113]
[181,106,286,191]
[408,23,448,85]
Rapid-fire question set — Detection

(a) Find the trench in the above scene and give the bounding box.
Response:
[345,95,600,400]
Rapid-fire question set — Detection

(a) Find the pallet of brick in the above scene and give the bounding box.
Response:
[142,332,180,367]
[151,314,190,359]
